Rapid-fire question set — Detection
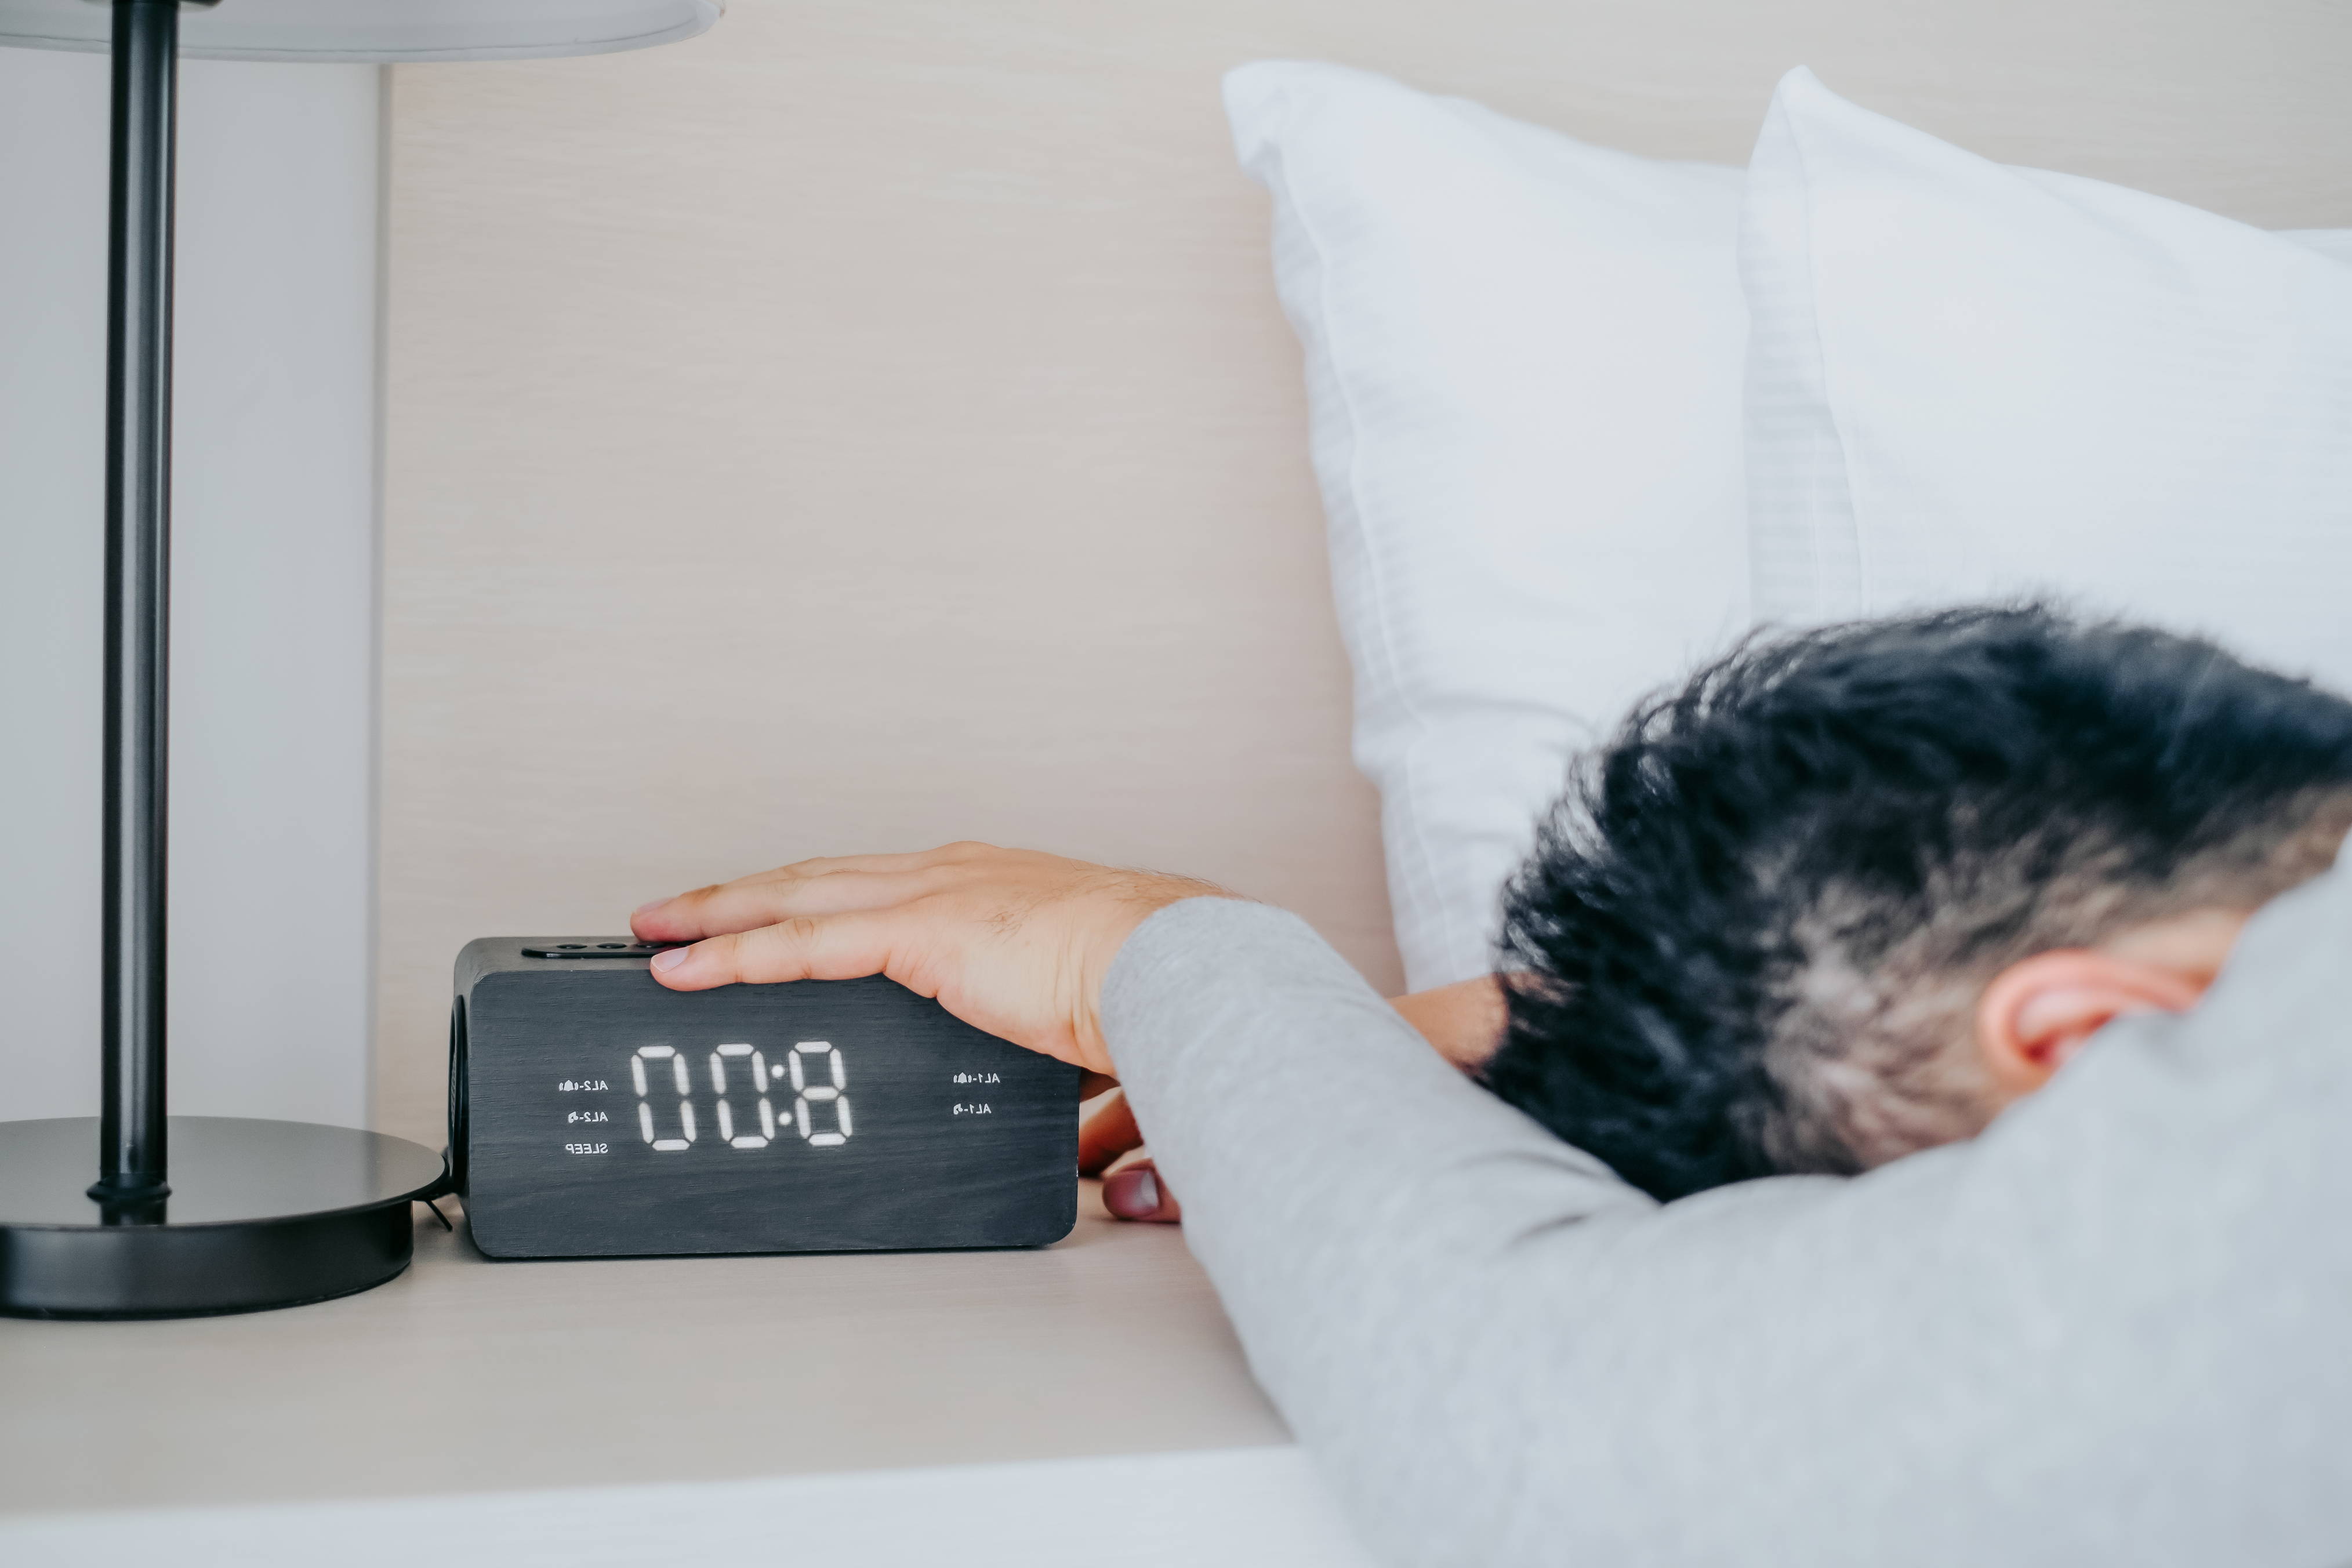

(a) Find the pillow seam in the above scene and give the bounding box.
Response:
[1253,99,1468,981]
[1779,87,1870,619]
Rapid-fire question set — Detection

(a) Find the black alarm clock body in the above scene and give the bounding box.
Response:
[452,940,1079,1259]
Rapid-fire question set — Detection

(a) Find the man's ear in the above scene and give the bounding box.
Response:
[1974,950,2210,1096]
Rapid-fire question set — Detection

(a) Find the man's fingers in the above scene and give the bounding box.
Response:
[631,841,1157,1079]
[632,844,1002,941]
[634,867,917,941]
[648,910,910,993]
[1084,1092,1178,1222]
[1101,1159,1181,1223]
[637,868,963,942]
[1079,1091,1144,1175]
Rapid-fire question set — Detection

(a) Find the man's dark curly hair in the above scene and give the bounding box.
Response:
[1482,605,2352,1202]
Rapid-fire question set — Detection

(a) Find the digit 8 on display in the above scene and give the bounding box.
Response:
[789,1043,854,1148]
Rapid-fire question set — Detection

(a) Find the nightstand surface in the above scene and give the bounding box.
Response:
[0,1185,1288,1515]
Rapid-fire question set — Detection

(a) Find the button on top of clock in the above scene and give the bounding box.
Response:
[520,940,679,960]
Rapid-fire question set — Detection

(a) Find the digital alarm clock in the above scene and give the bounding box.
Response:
[451,939,1080,1259]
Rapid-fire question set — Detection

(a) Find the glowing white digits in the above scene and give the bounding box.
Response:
[627,1041,848,1154]
[788,1042,854,1148]
[709,1043,775,1149]
[630,1045,697,1150]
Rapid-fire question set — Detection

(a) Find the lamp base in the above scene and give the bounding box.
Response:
[0,1116,447,1319]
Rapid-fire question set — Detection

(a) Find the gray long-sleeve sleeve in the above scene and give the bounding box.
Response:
[1101,869,2352,1568]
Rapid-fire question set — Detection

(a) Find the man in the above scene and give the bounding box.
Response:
[631,607,2352,1567]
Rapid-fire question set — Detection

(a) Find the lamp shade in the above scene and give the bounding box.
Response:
[0,0,719,61]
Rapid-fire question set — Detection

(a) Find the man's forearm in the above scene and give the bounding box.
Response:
[1105,900,1654,1565]
[1080,974,1505,1211]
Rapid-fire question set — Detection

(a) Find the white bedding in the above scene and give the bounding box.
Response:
[1235,62,2352,982]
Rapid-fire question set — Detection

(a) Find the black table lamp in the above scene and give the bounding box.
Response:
[0,0,719,1318]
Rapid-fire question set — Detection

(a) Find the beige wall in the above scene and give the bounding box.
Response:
[378,0,2352,1141]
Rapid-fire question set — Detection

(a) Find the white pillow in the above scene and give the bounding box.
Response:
[2284,230,2352,268]
[1225,61,1751,989]
[1743,68,2352,690]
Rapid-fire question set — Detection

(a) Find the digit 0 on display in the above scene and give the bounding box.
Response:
[451,939,1081,1259]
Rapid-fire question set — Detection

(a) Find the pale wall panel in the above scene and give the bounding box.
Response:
[378,0,2352,1140]
[1,52,379,1126]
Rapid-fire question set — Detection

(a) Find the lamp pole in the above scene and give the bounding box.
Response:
[90,0,194,1207]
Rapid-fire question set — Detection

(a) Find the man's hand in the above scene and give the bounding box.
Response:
[631,841,1507,1226]
[629,843,1224,1078]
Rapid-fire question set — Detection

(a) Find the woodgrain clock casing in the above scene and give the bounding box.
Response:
[452,940,1079,1259]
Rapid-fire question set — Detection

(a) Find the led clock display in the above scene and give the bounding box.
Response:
[619,1040,855,1150]
[451,939,1080,1258]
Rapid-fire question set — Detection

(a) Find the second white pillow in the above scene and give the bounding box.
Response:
[1743,68,2352,689]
